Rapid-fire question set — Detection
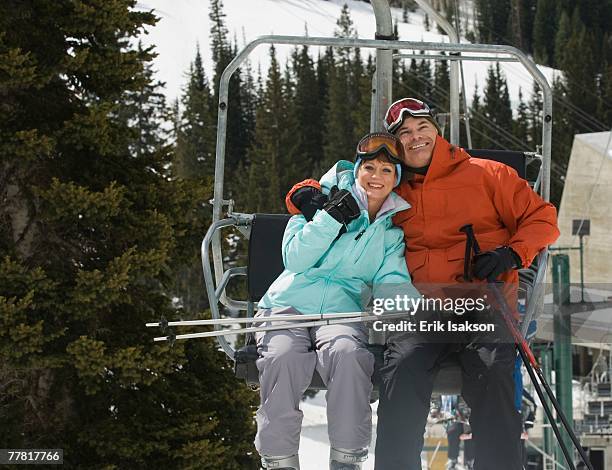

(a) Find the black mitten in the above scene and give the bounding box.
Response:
[322,186,361,225]
[290,186,328,221]
[473,247,521,281]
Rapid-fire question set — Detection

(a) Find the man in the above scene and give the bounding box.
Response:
[286,98,560,469]
[441,395,474,470]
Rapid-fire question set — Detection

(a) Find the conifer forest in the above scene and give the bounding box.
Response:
[1,0,612,468]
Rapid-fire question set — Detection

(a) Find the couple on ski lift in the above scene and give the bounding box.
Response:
[254,97,560,470]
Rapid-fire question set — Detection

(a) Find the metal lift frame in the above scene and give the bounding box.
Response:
[205,32,552,358]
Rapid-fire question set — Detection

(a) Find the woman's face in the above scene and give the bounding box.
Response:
[357,157,396,203]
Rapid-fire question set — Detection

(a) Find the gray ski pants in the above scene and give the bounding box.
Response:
[254,307,375,456]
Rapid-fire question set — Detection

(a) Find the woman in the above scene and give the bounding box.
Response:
[255,132,418,470]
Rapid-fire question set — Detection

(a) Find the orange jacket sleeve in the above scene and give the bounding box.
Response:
[490,165,560,268]
[285,179,321,215]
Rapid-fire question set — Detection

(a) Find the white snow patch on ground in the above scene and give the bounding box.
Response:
[299,394,429,469]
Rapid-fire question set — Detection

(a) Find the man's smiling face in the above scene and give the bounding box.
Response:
[396,117,438,168]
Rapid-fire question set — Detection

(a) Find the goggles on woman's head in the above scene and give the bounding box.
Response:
[356,132,403,164]
[384,98,439,134]
[354,132,403,187]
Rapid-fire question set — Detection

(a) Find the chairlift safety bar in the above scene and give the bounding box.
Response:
[394,53,520,63]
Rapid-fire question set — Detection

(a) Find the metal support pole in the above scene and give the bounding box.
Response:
[579,235,585,303]
[370,73,377,132]
[541,347,555,470]
[459,56,473,148]
[413,0,460,144]
[371,0,394,131]
[552,254,574,468]
[553,322,574,469]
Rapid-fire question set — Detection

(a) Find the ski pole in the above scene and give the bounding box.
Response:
[151,311,413,342]
[460,224,593,470]
[146,311,370,329]
[489,282,592,470]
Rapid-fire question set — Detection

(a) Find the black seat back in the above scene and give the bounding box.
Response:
[247,213,292,302]
[466,149,527,179]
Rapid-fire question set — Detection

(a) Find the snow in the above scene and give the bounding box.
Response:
[135,0,557,111]
[299,395,430,469]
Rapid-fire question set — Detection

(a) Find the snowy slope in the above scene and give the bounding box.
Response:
[136,0,557,110]
[299,396,432,469]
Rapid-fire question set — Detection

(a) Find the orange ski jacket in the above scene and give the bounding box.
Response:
[391,135,560,287]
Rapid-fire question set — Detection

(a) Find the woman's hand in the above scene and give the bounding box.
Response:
[323,186,360,225]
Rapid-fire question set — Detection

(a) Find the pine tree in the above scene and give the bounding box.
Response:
[493,0,512,44]
[282,60,302,188]
[528,81,543,149]
[398,57,422,99]
[417,54,434,104]
[321,4,359,170]
[433,53,450,112]
[475,0,493,42]
[573,0,610,55]
[210,0,232,118]
[118,42,171,160]
[520,0,537,54]
[322,59,354,170]
[0,1,257,467]
[228,44,258,214]
[474,0,514,44]
[317,48,335,112]
[350,48,372,142]
[245,46,292,213]
[554,10,571,68]
[209,0,248,180]
[175,47,216,179]
[335,3,357,62]
[599,64,612,125]
[560,14,599,123]
[513,88,530,150]
[533,0,557,65]
[171,47,217,314]
[291,45,324,174]
[470,82,486,148]
[482,64,513,149]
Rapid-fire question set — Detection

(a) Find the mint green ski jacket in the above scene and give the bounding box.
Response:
[258,162,419,315]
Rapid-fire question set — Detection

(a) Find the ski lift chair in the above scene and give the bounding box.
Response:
[202,148,545,395]
[201,8,553,398]
[198,29,552,394]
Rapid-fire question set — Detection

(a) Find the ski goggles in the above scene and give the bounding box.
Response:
[354,132,403,187]
[384,98,441,134]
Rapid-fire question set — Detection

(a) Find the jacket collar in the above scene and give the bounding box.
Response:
[411,135,469,183]
[353,181,410,220]
[337,165,411,219]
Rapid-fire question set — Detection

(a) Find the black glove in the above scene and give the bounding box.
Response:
[473,246,522,281]
[322,186,361,226]
[290,186,328,221]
